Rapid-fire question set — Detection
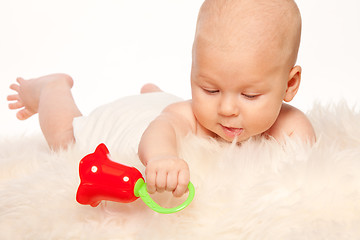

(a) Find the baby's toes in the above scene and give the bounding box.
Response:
[10,83,20,92]
[8,101,24,110]
[16,108,34,120]
[7,94,19,102]
[16,77,25,84]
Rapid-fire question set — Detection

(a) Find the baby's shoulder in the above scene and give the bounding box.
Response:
[161,100,197,132]
[266,103,316,142]
[163,100,193,117]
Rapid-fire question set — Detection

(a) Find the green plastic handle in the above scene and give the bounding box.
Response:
[134,178,195,214]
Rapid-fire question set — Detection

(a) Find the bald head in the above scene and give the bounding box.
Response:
[194,0,302,69]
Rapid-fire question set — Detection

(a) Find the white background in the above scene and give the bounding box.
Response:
[1,0,359,137]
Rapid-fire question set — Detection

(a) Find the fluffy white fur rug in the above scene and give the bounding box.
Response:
[1,94,360,239]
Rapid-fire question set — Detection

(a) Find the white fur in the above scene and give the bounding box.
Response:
[1,99,360,239]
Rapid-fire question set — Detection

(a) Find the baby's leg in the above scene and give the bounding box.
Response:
[7,74,82,150]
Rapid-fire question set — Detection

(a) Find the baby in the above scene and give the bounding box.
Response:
[7,0,315,198]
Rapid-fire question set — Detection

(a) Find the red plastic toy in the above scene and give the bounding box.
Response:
[76,143,195,214]
[76,143,143,207]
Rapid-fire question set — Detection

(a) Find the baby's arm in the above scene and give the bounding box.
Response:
[138,101,194,197]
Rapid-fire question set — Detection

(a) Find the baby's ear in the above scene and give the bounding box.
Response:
[283,65,301,102]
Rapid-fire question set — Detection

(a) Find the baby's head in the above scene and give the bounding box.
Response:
[190,0,302,142]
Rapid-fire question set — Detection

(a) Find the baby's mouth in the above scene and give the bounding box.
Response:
[221,125,243,138]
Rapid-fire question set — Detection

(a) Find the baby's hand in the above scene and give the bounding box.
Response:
[145,157,190,197]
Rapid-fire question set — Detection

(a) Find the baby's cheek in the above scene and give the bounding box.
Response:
[193,101,210,120]
[252,111,278,133]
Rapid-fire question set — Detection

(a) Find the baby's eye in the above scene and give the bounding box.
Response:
[242,93,259,99]
[203,88,219,94]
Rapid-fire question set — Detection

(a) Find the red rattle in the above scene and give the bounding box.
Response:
[76,143,195,214]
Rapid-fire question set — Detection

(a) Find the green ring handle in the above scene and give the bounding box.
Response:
[134,178,195,214]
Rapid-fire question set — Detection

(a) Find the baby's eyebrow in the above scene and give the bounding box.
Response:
[197,74,210,79]
[196,74,217,83]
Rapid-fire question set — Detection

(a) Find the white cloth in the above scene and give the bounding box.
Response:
[73,92,182,154]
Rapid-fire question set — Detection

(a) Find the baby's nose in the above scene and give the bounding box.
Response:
[218,95,240,117]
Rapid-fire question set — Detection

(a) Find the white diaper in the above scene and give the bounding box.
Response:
[73,92,182,155]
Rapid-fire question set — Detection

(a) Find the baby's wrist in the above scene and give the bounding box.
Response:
[146,155,180,164]
[145,155,180,167]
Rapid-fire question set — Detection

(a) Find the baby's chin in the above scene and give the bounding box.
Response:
[215,132,251,144]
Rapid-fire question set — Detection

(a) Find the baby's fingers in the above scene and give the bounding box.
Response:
[173,170,190,198]
[166,171,178,192]
[145,171,156,194]
[155,171,167,193]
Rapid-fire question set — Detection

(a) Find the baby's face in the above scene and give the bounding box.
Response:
[191,40,290,142]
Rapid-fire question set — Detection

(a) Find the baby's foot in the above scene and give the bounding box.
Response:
[7,74,73,120]
[140,83,162,94]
